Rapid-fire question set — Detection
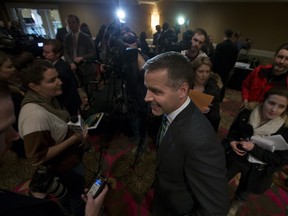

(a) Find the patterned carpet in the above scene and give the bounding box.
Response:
[1,88,288,216]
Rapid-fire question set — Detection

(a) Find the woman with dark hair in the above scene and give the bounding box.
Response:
[80,23,92,37]
[0,51,27,158]
[191,56,222,131]
[18,59,86,216]
[223,87,288,216]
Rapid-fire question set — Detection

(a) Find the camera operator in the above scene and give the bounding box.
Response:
[120,31,149,138]
[0,80,108,216]
[157,22,178,53]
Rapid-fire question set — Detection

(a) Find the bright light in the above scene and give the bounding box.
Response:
[151,13,160,30]
[116,9,125,20]
[177,16,185,25]
[116,9,126,23]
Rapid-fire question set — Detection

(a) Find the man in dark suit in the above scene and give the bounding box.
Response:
[43,39,81,116]
[143,52,229,216]
[55,17,69,43]
[63,15,96,89]
[213,29,238,101]
[152,25,161,55]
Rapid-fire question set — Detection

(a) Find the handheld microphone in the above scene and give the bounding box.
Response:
[67,115,85,132]
[237,123,254,151]
[239,123,254,141]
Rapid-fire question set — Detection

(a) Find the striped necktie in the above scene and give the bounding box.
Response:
[158,115,170,146]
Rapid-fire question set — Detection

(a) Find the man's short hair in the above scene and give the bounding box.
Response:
[275,43,288,56]
[224,29,234,38]
[194,28,207,40]
[44,39,64,56]
[67,15,80,24]
[143,51,193,89]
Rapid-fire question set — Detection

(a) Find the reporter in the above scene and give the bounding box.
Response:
[0,81,108,216]
[18,59,86,215]
[223,87,288,216]
[191,56,221,131]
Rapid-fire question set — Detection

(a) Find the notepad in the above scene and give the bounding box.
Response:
[188,90,214,110]
[248,135,288,164]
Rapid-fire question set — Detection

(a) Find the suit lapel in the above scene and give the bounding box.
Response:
[156,102,194,168]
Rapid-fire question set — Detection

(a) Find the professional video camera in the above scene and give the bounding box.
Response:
[0,33,45,57]
[164,29,193,52]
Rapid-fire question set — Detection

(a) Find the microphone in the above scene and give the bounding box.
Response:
[70,116,79,123]
[239,123,254,140]
[237,123,254,151]
[67,115,85,132]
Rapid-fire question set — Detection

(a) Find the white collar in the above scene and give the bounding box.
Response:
[167,97,190,124]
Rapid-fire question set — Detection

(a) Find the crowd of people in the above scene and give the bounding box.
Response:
[1,13,288,216]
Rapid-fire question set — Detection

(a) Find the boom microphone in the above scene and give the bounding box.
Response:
[70,115,79,123]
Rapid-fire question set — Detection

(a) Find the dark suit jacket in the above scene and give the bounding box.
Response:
[225,109,288,194]
[54,58,81,116]
[212,39,238,83]
[0,189,64,216]
[63,32,96,87]
[154,101,229,216]
[55,27,68,42]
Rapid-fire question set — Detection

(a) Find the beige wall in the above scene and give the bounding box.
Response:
[157,2,288,52]
[58,2,153,39]
[2,1,287,52]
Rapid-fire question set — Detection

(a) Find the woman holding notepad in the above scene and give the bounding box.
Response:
[190,57,222,131]
[222,87,288,216]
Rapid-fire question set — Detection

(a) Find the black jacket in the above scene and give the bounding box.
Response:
[224,108,288,194]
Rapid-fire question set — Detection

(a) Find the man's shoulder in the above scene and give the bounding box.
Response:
[79,31,92,39]
[253,64,273,74]
[197,50,208,58]
[57,27,66,32]
[54,59,71,74]
[0,190,65,216]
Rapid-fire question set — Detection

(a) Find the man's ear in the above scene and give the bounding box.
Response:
[28,83,40,93]
[178,82,190,99]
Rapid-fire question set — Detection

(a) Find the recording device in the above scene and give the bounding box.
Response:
[68,113,105,134]
[237,123,254,151]
[236,143,246,151]
[86,175,107,198]
[67,115,85,132]
[37,42,43,47]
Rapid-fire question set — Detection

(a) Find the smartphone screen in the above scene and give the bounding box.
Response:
[87,176,106,198]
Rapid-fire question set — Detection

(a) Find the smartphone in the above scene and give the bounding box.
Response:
[86,175,107,198]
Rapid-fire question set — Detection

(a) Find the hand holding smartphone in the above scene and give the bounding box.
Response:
[86,175,107,198]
